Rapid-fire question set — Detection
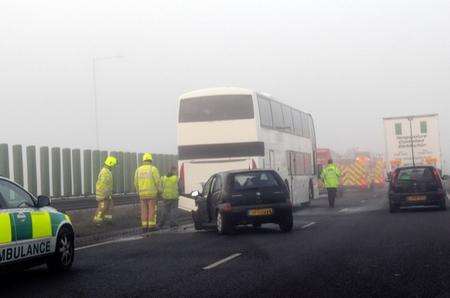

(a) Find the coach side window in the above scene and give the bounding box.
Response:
[258,96,273,128]
[0,180,35,209]
[292,110,302,136]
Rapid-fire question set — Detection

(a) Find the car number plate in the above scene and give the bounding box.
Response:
[248,208,273,216]
[407,195,426,202]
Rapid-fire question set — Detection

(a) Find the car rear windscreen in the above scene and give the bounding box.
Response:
[395,167,440,192]
[232,172,281,191]
[179,95,254,123]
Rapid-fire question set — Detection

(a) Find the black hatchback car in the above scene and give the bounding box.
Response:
[388,166,448,212]
[191,169,293,234]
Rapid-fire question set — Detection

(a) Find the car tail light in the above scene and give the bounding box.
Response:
[391,171,398,187]
[222,203,232,212]
[251,159,257,170]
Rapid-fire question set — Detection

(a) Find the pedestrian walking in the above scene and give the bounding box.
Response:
[93,156,118,225]
[134,153,161,232]
[321,159,342,208]
[159,166,180,229]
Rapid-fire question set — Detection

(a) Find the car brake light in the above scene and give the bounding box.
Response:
[391,171,398,186]
[251,159,257,170]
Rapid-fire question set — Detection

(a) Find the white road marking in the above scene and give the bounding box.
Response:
[360,200,366,203]
[301,222,316,229]
[203,253,242,270]
[76,235,143,251]
[338,208,349,213]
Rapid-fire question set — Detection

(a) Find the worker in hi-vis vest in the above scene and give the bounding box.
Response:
[320,159,342,208]
[159,166,180,229]
[134,153,161,232]
[94,156,118,225]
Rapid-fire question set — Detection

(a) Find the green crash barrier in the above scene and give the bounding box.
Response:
[62,148,72,197]
[130,152,137,192]
[117,152,124,194]
[138,153,144,166]
[72,149,82,196]
[0,144,9,178]
[51,147,61,197]
[40,147,50,197]
[101,151,108,165]
[26,146,37,196]
[152,154,160,173]
[12,145,24,186]
[110,151,119,193]
[83,150,92,196]
[123,152,130,194]
[92,150,101,189]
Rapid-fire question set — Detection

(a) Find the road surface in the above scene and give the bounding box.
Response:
[3,191,450,297]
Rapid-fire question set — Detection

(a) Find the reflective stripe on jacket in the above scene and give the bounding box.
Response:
[134,164,161,199]
[321,164,342,188]
[96,167,113,200]
[161,175,179,200]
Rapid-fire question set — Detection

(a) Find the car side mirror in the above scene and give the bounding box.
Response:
[37,195,51,208]
[191,190,200,197]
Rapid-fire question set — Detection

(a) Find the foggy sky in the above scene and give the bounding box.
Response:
[1,0,449,169]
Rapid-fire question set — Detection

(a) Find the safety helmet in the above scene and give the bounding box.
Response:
[143,153,153,162]
[104,156,118,167]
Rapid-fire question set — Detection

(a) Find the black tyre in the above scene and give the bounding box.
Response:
[440,198,447,211]
[47,225,74,272]
[279,213,293,232]
[309,181,314,202]
[192,212,203,230]
[216,211,233,235]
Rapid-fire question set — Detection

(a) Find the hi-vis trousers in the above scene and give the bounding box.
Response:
[93,198,113,224]
[141,198,157,228]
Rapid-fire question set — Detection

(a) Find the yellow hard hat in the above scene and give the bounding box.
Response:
[104,156,118,167]
[143,153,153,162]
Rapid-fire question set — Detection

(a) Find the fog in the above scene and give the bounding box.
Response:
[1,0,449,169]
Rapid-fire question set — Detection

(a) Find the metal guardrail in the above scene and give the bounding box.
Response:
[52,194,138,212]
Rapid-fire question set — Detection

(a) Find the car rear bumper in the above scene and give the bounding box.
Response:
[389,192,447,207]
[223,202,292,225]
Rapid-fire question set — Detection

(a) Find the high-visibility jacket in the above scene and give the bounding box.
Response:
[161,175,179,200]
[321,164,342,188]
[134,164,161,199]
[96,167,113,200]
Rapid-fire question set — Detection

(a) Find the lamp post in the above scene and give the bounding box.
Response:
[92,55,124,149]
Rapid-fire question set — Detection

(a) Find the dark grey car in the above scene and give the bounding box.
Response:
[388,166,448,212]
[191,169,293,234]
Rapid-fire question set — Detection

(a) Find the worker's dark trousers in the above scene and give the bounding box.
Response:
[327,188,338,208]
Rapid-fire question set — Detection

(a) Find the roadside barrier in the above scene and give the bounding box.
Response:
[0,143,177,198]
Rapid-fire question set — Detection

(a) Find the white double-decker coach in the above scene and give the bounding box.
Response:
[177,87,319,207]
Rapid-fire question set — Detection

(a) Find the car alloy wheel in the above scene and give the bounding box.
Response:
[59,234,73,267]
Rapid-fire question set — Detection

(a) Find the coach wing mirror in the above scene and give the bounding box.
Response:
[191,190,201,197]
[442,175,448,180]
[37,195,51,208]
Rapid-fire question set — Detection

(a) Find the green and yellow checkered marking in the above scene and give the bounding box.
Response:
[0,210,70,245]
[0,213,12,244]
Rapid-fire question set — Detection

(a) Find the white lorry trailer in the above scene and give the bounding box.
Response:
[383,114,442,173]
